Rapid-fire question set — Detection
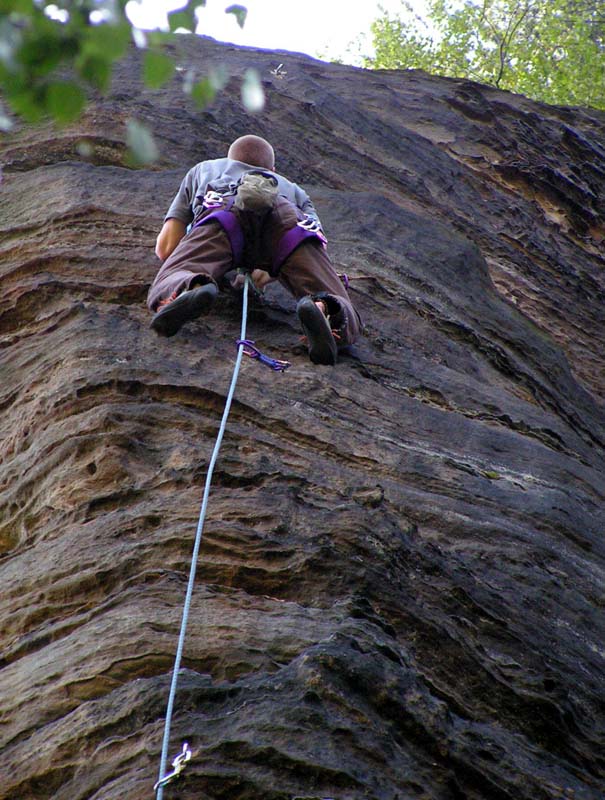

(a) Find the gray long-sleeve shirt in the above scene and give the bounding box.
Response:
[164,157,322,227]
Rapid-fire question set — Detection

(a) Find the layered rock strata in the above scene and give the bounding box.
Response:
[1,36,604,800]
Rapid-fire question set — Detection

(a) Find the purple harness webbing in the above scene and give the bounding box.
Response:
[271,226,321,275]
[193,208,245,267]
[193,199,324,275]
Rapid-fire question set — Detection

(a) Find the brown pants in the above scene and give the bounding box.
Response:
[147,196,361,346]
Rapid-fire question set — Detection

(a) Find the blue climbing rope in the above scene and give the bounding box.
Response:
[155,275,251,799]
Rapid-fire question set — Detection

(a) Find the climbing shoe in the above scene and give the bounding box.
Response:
[296,296,338,365]
[150,283,218,337]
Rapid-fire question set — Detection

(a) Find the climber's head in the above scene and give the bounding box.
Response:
[228,135,275,171]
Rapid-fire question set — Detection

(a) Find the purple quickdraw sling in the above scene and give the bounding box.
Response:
[236,339,291,372]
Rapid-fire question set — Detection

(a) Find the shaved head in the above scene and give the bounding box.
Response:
[228,135,275,170]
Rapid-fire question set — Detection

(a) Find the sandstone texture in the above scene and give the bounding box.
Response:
[1,36,604,800]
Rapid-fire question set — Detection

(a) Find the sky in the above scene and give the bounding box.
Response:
[125,0,423,64]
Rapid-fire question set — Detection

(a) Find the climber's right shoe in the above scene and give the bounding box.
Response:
[296,296,338,365]
[150,283,218,337]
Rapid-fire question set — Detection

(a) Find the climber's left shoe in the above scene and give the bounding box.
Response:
[150,283,218,337]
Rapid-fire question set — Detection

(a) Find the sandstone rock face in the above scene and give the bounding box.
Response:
[1,37,604,800]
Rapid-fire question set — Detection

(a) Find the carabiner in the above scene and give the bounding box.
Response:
[236,339,291,372]
[154,743,192,791]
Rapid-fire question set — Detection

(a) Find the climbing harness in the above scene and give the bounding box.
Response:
[193,196,246,268]
[237,339,291,372]
[271,215,326,274]
[154,274,265,798]
[192,188,327,276]
[201,189,224,209]
[297,214,328,246]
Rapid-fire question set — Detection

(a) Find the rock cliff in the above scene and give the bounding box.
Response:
[1,35,604,800]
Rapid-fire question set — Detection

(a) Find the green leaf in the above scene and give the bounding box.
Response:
[126,118,159,165]
[168,8,196,33]
[18,28,69,76]
[172,0,207,29]
[45,80,86,124]
[0,16,23,70]
[225,4,247,29]
[147,30,172,48]
[143,50,175,89]
[76,139,93,158]
[0,100,14,130]
[208,65,228,91]
[7,87,43,122]
[0,0,34,12]
[190,77,216,108]
[241,68,264,112]
[76,53,112,92]
[81,22,131,62]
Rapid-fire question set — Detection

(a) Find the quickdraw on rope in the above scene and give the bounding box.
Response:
[237,339,291,372]
[155,275,254,799]
[154,743,191,791]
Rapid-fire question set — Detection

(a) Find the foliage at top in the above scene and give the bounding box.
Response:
[0,0,254,159]
[364,0,605,110]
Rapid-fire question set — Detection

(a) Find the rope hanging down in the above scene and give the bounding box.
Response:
[155,275,253,799]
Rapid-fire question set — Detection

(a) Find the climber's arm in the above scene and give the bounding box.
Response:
[155,218,187,261]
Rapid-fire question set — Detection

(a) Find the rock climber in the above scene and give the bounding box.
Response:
[147,134,361,365]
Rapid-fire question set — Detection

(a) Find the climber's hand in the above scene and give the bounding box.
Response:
[250,269,274,290]
[231,269,274,292]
